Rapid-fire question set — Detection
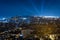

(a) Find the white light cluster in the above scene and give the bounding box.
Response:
[22,18,27,20]
[0,18,8,23]
[0,18,6,20]
[42,16,59,18]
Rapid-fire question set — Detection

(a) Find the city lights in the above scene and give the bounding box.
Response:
[0,0,60,40]
[22,18,27,20]
[42,16,59,18]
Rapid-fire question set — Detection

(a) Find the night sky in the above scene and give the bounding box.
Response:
[0,0,60,17]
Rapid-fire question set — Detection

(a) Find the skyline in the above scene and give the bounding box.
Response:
[0,0,60,17]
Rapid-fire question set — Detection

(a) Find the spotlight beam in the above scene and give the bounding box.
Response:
[41,0,45,14]
[28,0,40,14]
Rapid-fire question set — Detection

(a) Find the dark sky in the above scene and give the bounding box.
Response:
[0,0,60,17]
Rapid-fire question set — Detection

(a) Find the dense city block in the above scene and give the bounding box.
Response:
[0,16,60,40]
